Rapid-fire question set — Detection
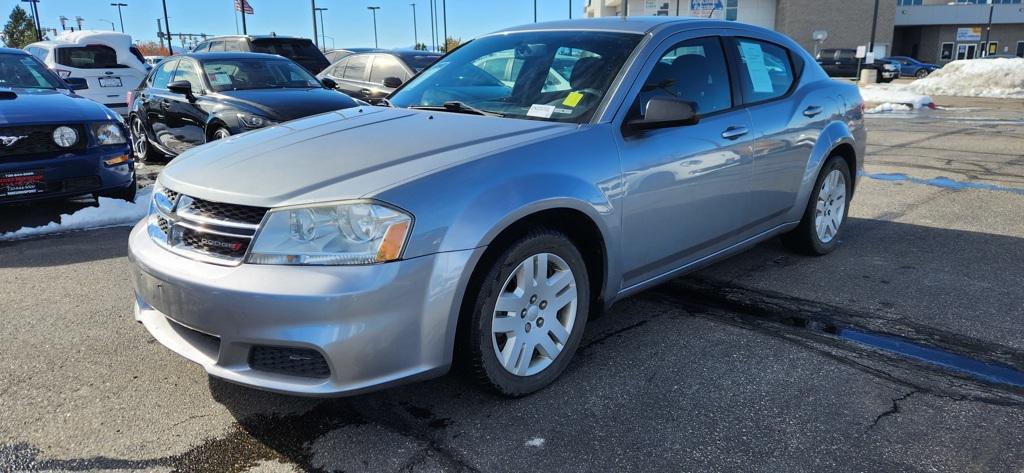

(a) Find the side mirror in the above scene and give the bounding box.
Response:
[627,96,699,131]
[63,77,88,91]
[382,76,403,89]
[321,77,337,89]
[167,80,193,97]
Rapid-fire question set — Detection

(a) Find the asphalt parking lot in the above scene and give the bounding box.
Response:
[2,96,1023,472]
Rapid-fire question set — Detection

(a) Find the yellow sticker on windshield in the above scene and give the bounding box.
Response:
[563,91,584,107]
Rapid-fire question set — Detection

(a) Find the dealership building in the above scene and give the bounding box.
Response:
[584,0,1024,62]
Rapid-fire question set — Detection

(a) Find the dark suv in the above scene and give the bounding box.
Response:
[815,48,900,83]
[191,35,330,74]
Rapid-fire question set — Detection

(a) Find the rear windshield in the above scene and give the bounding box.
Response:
[251,39,323,60]
[55,45,128,69]
[0,53,64,89]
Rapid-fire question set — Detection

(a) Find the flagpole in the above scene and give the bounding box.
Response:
[234,8,239,34]
[241,1,248,34]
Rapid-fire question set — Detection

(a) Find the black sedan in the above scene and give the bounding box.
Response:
[128,52,358,161]
[317,50,441,102]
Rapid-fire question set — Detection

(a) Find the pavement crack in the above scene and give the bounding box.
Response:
[869,390,918,431]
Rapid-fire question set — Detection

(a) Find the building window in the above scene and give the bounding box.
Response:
[897,0,922,5]
[725,0,738,21]
[940,42,954,61]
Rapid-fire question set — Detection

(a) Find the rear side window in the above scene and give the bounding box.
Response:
[733,38,795,104]
[252,39,321,59]
[343,55,369,80]
[208,41,226,52]
[835,49,856,61]
[224,40,243,52]
[55,45,127,69]
[150,59,177,89]
[637,36,732,116]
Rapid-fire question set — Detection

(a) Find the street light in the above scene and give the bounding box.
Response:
[367,6,380,48]
[97,18,116,31]
[323,34,336,50]
[110,3,127,33]
[410,3,418,48]
[21,0,42,41]
[315,7,328,52]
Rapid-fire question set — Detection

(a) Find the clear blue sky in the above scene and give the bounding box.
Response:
[4,0,584,49]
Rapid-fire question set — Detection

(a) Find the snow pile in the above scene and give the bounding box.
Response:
[905,58,1024,98]
[860,85,934,112]
[0,186,151,241]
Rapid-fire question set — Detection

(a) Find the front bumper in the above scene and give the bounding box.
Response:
[128,221,479,396]
[0,145,134,204]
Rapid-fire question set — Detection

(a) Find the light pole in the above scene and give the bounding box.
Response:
[315,8,328,51]
[21,0,42,40]
[983,0,995,57]
[323,34,336,49]
[311,0,319,48]
[534,0,537,22]
[442,0,447,51]
[161,0,171,53]
[111,3,126,33]
[367,6,381,48]
[429,0,436,51]
[410,3,418,48]
[97,19,115,31]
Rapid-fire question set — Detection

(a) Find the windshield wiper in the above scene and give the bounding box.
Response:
[409,101,503,117]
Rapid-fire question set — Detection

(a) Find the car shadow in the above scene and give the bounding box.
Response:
[0,226,130,268]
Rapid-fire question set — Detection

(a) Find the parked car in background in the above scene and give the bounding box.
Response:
[0,48,135,203]
[324,47,383,65]
[883,56,939,78]
[129,18,865,397]
[144,55,166,66]
[317,50,441,102]
[25,31,148,115]
[191,35,330,74]
[815,48,900,83]
[128,52,358,161]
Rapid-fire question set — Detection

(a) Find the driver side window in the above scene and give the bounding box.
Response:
[172,60,203,92]
[636,36,732,117]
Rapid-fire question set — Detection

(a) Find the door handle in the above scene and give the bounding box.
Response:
[803,105,823,117]
[360,88,372,96]
[721,126,749,140]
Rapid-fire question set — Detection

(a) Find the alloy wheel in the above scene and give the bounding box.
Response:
[491,252,578,377]
[212,128,231,141]
[131,118,147,157]
[815,169,847,243]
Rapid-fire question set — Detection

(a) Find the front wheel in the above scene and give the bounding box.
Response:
[209,127,231,141]
[915,69,929,79]
[781,157,851,255]
[463,229,590,397]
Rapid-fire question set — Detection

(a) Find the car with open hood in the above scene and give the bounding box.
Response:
[129,18,865,397]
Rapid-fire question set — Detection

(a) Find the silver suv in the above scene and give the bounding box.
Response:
[129,18,865,397]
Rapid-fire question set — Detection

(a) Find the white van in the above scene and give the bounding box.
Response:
[25,31,148,115]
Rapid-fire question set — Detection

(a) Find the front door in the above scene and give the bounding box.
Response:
[163,59,208,154]
[618,35,754,288]
[956,44,976,60]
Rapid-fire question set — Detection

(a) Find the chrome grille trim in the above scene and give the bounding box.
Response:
[147,187,269,266]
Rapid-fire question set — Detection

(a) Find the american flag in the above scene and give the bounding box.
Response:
[234,0,254,14]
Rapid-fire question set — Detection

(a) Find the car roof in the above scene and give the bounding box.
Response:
[202,35,310,41]
[180,52,295,61]
[495,17,731,35]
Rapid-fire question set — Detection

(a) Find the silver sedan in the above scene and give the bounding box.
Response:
[129,17,865,397]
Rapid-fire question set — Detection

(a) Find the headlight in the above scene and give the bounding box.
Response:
[237,113,273,129]
[247,201,412,265]
[52,126,78,147]
[92,122,127,145]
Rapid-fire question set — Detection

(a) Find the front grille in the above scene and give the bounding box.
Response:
[187,198,267,225]
[147,187,268,265]
[0,124,88,158]
[249,346,331,378]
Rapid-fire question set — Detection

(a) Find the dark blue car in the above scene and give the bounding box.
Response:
[0,47,136,204]
[883,56,941,79]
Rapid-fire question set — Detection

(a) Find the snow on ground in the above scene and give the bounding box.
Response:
[905,58,1024,98]
[0,186,152,241]
[860,85,934,113]
[525,437,545,448]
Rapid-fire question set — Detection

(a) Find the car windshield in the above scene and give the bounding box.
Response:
[201,58,322,91]
[389,31,643,123]
[0,53,64,89]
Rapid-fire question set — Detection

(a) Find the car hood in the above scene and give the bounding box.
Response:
[161,106,575,208]
[215,88,358,121]
[0,88,116,125]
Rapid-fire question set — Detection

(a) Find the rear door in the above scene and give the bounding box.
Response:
[336,54,371,100]
[52,44,146,110]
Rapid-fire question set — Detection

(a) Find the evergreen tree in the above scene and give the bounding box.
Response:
[1,6,39,49]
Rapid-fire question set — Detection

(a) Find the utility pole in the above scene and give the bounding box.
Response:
[534,0,537,22]
[857,0,880,81]
[315,8,327,51]
[161,0,172,54]
[111,3,127,33]
[411,3,418,48]
[241,2,247,35]
[59,15,67,30]
[429,0,436,51]
[569,0,572,19]
[311,0,319,48]
[442,0,447,51]
[21,0,42,41]
[367,6,380,49]
[156,18,164,51]
[984,0,995,56]
[74,16,84,30]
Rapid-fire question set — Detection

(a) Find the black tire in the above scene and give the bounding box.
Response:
[130,115,163,163]
[209,127,231,142]
[462,229,590,397]
[781,156,852,255]
[915,69,929,79]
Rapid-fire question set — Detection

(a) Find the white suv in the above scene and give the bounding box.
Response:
[25,31,148,115]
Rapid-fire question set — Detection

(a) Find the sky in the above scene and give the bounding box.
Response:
[3,0,585,50]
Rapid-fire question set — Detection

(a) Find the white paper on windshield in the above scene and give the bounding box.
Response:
[527,104,555,118]
[739,42,773,94]
[210,73,232,86]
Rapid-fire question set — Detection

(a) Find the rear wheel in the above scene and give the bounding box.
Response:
[781,156,851,255]
[463,229,589,397]
[915,69,929,79]
[131,115,163,163]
